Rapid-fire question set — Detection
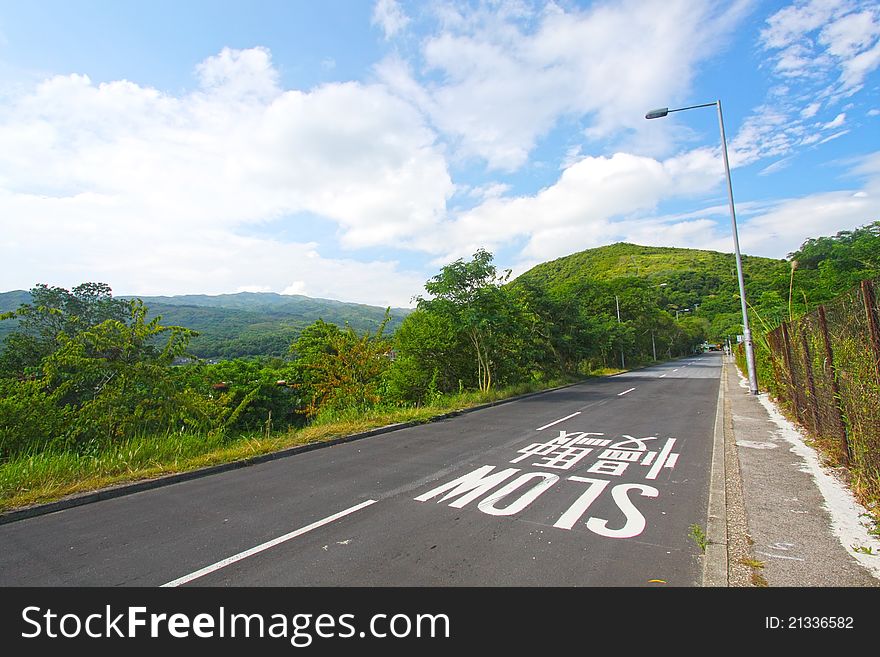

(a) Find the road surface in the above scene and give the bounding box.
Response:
[0,353,722,586]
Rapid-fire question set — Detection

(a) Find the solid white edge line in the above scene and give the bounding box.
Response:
[536,411,581,431]
[161,499,378,587]
[617,387,636,396]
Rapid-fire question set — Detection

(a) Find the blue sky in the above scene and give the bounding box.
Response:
[1,0,878,307]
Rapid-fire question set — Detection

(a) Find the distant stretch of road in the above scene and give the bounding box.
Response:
[0,353,722,587]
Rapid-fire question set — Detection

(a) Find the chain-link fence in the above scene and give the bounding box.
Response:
[738,279,880,509]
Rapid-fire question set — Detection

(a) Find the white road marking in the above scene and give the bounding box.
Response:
[161,499,377,587]
[645,438,676,480]
[617,387,636,396]
[757,551,806,562]
[536,411,581,431]
[659,374,667,378]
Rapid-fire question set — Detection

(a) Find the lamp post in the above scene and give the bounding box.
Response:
[645,99,759,395]
[652,282,666,362]
[615,295,625,369]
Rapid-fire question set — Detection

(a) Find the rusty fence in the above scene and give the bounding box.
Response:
[738,279,880,507]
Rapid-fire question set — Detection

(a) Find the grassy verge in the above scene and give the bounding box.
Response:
[0,376,583,513]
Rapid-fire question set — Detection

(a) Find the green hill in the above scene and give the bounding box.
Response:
[517,242,783,283]
[513,242,792,341]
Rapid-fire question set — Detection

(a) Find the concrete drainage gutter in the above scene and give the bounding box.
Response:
[703,358,729,586]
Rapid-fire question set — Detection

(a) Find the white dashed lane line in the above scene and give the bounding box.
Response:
[161,499,378,587]
[536,411,582,431]
[617,387,636,396]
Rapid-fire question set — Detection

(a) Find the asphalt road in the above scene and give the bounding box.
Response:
[0,353,722,587]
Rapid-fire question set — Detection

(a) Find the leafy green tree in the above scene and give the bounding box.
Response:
[0,283,129,376]
[787,220,880,307]
[38,299,203,444]
[174,357,305,432]
[511,279,606,376]
[387,310,462,404]
[415,249,529,392]
[0,376,72,455]
[291,316,392,417]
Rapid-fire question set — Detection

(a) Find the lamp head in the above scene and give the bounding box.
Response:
[645,108,669,119]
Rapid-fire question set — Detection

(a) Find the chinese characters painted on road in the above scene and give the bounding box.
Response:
[414,429,681,540]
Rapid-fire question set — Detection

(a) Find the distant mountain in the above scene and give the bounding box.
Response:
[0,290,411,359]
[0,290,31,313]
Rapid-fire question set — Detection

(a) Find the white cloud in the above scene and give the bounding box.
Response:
[823,111,846,128]
[759,157,794,175]
[439,140,880,274]
[378,0,751,171]
[427,146,727,266]
[645,152,880,258]
[372,0,410,40]
[818,128,850,143]
[731,1,879,171]
[801,101,823,117]
[761,0,880,95]
[282,281,308,296]
[736,192,880,257]
[761,0,844,50]
[0,47,451,306]
[195,47,280,101]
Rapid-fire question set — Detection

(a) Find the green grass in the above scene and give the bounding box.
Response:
[0,376,581,513]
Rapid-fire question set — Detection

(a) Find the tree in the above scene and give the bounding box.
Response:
[291,315,393,417]
[387,309,462,404]
[39,299,202,443]
[416,249,528,392]
[787,220,880,307]
[511,279,605,376]
[0,282,130,376]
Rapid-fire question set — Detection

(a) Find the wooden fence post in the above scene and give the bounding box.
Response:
[780,321,802,423]
[861,279,880,384]
[817,305,852,464]
[799,323,820,436]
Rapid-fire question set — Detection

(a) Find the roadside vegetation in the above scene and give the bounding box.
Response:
[733,220,880,523]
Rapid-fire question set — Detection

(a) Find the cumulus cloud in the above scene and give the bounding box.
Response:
[425,146,727,266]
[437,143,880,274]
[0,47,449,306]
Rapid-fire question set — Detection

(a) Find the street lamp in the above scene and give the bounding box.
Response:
[645,99,759,395]
[651,282,667,362]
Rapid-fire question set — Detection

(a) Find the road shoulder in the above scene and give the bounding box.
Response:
[722,356,880,587]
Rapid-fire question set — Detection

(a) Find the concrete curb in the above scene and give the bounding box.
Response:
[703,357,729,586]
[0,378,592,526]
